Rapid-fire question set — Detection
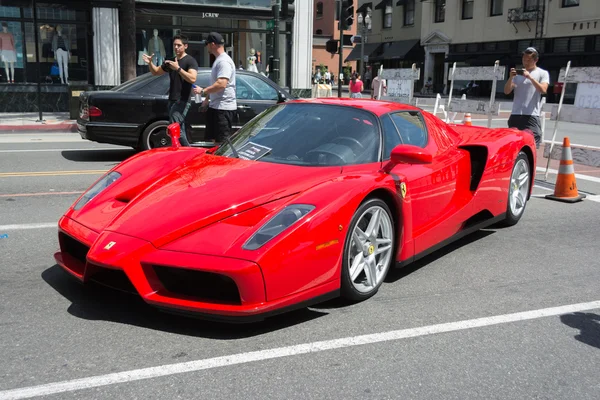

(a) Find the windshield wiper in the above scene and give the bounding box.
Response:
[224,135,240,158]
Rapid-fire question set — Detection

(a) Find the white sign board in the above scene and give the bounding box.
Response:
[452,66,505,81]
[575,83,600,109]
[551,104,600,125]
[387,79,412,97]
[448,99,500,115]
[558,67,600,84]
[380,68,420,81]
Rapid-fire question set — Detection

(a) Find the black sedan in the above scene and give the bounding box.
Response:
[77,68,294,150]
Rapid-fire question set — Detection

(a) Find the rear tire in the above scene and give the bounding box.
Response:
[340,198,395,302]
[502,151,530,226]
[140,121,170,151]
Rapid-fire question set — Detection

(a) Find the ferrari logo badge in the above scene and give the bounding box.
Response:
[104,241,116,250]
[368,245,375,255]
[400,182,407,199]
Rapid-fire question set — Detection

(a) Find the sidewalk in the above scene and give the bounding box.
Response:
[0,112,76,133]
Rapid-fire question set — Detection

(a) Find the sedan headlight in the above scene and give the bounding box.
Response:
[243,204,315,250]
[73,171,121,210]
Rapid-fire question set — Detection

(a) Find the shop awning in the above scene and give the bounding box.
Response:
[374,0,390,10]
[344,43,382,62]
[377,39,420,60]
[445,53,474,63]
[357,2,373,14]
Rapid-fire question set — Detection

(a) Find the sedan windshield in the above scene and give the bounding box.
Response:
[214,103,380,166]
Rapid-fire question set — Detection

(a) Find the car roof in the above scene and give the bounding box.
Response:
[288,98,422,117]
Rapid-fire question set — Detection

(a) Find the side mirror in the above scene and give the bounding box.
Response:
[167,122,181,148]
[382,144,432,172]
[278,92,287,103]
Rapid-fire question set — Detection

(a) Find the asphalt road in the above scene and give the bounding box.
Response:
[1,139,600,399]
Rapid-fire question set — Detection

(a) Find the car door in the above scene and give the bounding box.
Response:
[387,111,471,255]
[236,73,280,128]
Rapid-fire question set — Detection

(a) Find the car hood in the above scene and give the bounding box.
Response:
[93,154,341,247]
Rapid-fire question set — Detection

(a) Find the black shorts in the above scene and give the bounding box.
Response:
[508,114,542,148]
[206,107,236,143]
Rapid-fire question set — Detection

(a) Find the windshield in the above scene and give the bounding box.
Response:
[214,103,380,166]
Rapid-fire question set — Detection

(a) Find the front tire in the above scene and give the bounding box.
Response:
[502,151,530,226]
[341,198,395,302]
[140,120,170,151]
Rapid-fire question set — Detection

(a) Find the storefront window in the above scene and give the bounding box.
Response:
[0,6,21,18]
[0,20,23,83]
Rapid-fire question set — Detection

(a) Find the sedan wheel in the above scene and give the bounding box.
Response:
[503,151,530,226]
[140,121,170,151]
[341,198,395,301]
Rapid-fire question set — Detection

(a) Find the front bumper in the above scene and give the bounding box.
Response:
[55,216,276,320]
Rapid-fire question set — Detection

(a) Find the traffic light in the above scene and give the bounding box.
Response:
[326,39,339,55]
[341,0,354,29]
[281,0,295,19]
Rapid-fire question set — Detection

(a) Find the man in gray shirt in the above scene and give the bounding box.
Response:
[504,47,550,148]
[193,32,237,144]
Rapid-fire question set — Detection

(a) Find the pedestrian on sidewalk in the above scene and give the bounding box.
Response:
[193,32,237,145]
[349,73,363,98]
[371,74,387,100]
[142,34,198,146]
[504,47,549,149]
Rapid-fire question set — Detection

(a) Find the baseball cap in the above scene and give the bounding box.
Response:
[523,47,538,55]
[205,32,224,45]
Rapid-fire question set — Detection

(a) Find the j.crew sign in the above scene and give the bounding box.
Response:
[202,13,219,18]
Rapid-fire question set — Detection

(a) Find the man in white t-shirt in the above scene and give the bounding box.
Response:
[193,32,237,144]
[504,47,550,148]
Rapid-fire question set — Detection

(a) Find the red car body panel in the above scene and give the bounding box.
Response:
[54,99,536,321]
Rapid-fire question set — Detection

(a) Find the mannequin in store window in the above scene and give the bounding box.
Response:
[246,48,258,73]
[147,29,166,66]
[52,25,70,84]
[137,29,148,72]
[0,22,16,83]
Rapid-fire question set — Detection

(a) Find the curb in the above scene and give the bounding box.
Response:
[0,122,77,133]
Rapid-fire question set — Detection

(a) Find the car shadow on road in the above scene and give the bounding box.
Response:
[560,312,600,350]
[314,229,496,310]
[61,149,136,163]
[42,265,328,339]
[385,229,496,284]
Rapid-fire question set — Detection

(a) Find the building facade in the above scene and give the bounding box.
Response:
[358,0,600,99]
[312,0,357,83]
[0,0,299,113]
[351,0,425,85]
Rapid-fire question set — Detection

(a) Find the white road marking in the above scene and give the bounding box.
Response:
[0,148,123,153]
[537,166,600,183]
[0,223,56,231]
[585,195,600,203]
[533,185,553,192]
[1,300,600,400]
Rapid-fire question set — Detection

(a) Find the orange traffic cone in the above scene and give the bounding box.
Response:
[545,137,586,203]
[463,113,472,126]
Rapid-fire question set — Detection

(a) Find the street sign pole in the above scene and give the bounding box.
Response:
[271,0,281,85]
[337,0,343,97]
[360,26,364,80]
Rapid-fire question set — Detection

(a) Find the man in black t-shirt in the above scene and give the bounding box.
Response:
[143,34,198,146]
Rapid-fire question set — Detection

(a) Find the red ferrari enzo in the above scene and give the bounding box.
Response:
[55,99,536,321]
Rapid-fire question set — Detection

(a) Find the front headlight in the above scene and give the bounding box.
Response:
[243,204,315,250]
[73,171,121,210]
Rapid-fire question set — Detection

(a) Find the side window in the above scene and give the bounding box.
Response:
[138,75,170,95]
[381,114,403,160]
[390,111,428,148]
[237,74,278,101]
